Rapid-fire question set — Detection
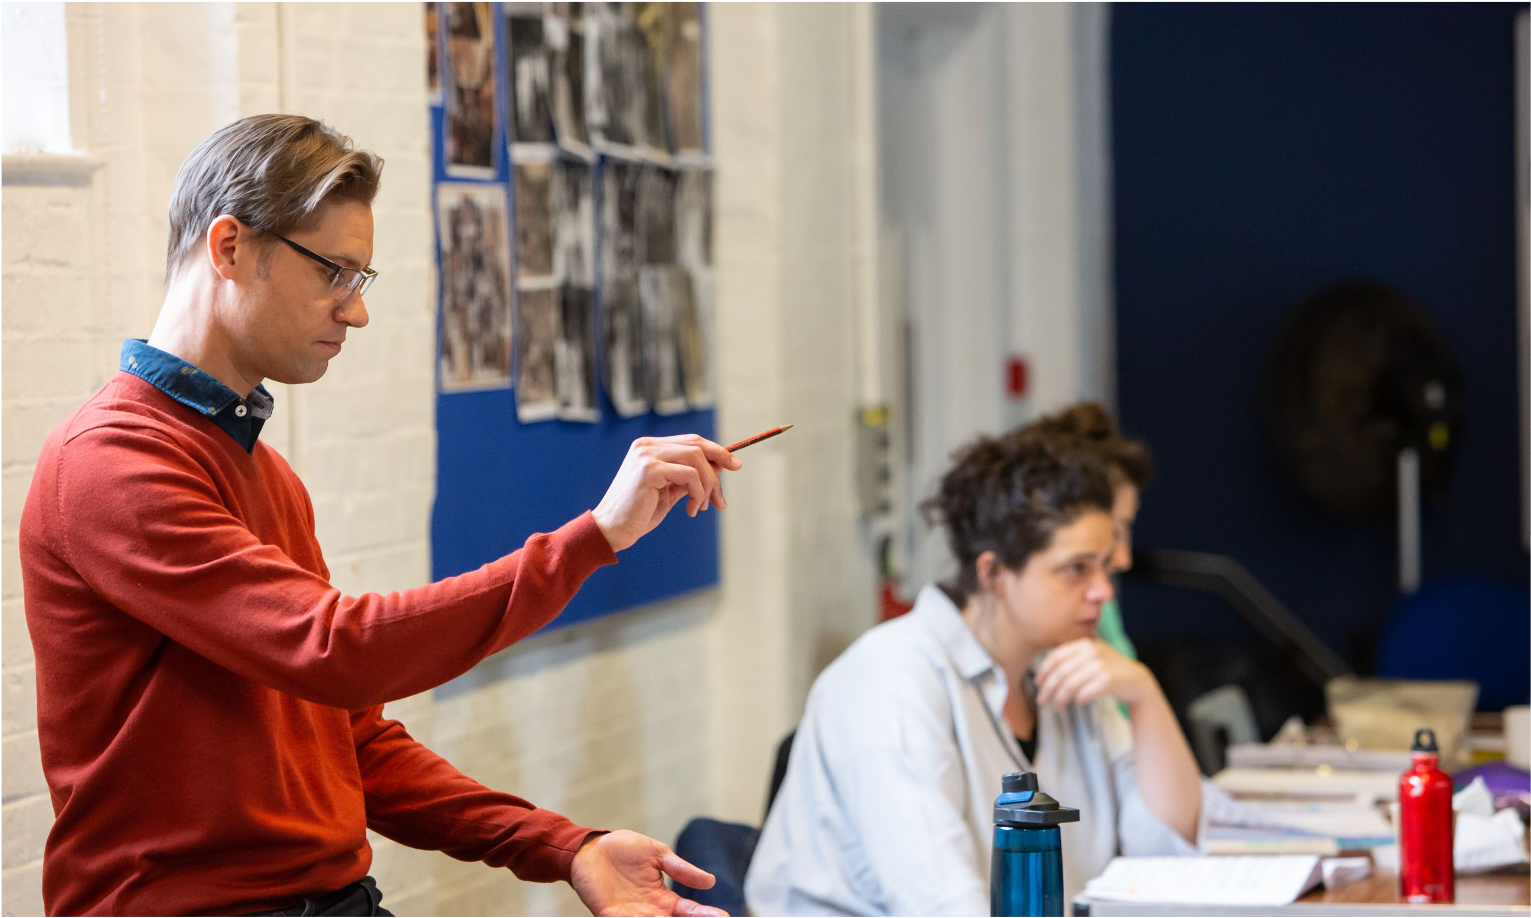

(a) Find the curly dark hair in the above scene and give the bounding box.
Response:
[1021,402,1153,488]
[923,431,1115,605]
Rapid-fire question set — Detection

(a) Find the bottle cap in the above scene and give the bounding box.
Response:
[1411,728,1439,754]
[994,772,1081,828]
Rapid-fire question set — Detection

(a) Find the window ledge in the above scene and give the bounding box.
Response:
[2,152,103,183]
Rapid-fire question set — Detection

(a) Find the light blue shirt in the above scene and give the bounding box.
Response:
[744,584,1199,916]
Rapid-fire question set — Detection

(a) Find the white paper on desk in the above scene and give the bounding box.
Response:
[1376,776,1531,875]
[1082,856,1322,906]
[1202,786,1394,844]
[1212,767,1399,801]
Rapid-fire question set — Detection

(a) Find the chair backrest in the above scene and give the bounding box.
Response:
[670,817,761,916]
[764,729,796,822]
[1187,684,1260,774]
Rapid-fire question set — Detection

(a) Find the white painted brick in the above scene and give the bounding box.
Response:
[2,337,107,403]
[1,732,45,802]
[2,666,37,739]
[2,795,53,867]
[1,398,80,469]
[3,537,23,604]
[1,469,33,534]
[2,857,45,917]
[2,600,34,671]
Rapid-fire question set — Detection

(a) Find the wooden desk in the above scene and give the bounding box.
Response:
[1077,866,1529,917]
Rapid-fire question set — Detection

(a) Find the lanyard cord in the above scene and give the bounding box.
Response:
[972,671,1032,772]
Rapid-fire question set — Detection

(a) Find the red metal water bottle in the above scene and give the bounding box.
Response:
[1398,727,1454,904]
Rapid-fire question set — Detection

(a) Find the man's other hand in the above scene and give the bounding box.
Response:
[592,435,740,552]
[570,830,728,917]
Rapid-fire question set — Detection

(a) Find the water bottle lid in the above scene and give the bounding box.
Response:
[994,772,1081,827]
[1411,728,1439,754]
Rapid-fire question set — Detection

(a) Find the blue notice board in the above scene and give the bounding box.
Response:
[428,2,718,631]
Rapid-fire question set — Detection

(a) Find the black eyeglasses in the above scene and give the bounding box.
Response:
[269,232,378,302]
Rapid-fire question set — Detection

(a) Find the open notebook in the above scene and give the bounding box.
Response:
[1082,856,1323,907]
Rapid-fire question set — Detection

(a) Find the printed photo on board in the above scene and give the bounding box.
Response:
[553,159,595,287]
[634,3,670,155]
[558,284,600,421]
[639,265,689,415]
[426,2,442,103]
[599,158,642,283]
[547,3,590,155]
[515,282,561,422]
[675,268,712,408]
[602,277,648,417]
[589,3,649,154]
[513,160,555,280]
[507,4,554,145]
[438,183,515,391]
[675,169,713,268]
[443,1,500,177]
[636,165,677,266]
[665,3,705,155]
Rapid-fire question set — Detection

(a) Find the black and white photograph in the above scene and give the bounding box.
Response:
[426,2,442,103]
[437,183,514,392]
[515,283,561,421]
[443,1,500,177]
[546,3,590,155]
[553,159,595,287]
[664,3,705,155]
[675,168,713,269]
[635,3,670,154]
[599,158,642,283]
[589,3,651,155]
[636,165,677,266]
[676,268,713,409]
[601,277,648,417]
[638,265,689,414]
[507,4,554,145]
[557,285,599,421]
[513,160,555,280]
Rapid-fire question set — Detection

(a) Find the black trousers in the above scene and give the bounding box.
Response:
[239,876,393,917]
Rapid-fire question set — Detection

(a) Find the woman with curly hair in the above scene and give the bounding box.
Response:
[745,428,1201,916]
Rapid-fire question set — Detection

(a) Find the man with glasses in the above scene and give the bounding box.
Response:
[19,114,735,917]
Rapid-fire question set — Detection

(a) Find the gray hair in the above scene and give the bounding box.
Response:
[164,114,383,282]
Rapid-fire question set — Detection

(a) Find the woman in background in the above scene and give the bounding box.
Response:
[1021,403,1153,663]
[744,427,1202,916]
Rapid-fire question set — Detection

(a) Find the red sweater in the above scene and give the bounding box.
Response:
[20,372,618,916]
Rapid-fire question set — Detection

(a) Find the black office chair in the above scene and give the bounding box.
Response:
[764,729,795,821]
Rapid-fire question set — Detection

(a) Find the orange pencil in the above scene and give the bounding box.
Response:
[725,425,793,453]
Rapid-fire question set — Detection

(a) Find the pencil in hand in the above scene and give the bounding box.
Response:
[725,425,793,453]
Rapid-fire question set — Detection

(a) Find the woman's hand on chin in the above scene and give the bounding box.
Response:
[1034,638,1157,711]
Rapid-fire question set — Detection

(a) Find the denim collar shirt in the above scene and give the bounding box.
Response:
[120,339,274,453]
[744,584,1199,917]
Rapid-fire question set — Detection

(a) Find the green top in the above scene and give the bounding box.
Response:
[1096,596,1136,720]
[1096,597,1137,660]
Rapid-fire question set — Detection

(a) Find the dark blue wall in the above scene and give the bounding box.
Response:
[1110,4,1528,673]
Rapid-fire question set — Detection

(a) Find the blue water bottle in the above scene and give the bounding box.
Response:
[991,772,1079,917]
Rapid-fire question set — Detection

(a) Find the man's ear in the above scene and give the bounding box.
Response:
[205,214,249,281]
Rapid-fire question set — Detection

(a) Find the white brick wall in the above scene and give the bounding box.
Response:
[1,3,878,915]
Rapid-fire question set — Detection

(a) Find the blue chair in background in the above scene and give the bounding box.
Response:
[670,731,795,914]
[1376,575,1530,711]
[670,818,760,915]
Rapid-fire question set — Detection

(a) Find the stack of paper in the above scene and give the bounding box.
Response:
[1082,856,1322,907]
[1212,767,1400,801]
[1199,783,1395,855]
